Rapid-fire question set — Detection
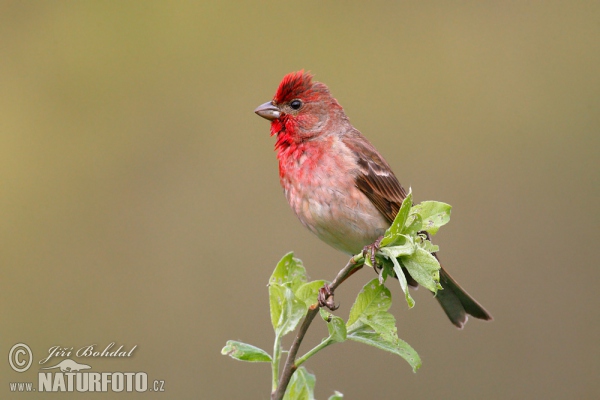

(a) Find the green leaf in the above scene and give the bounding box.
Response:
[345,283,421,371]
[326,315,347,343]
[377,258,393,284]
[281,291,307,337]
[404,212,423,235]
[269,285,307,336]
[358,311,398,344]
[269,254,310,335]
[328,391,344,400]
[296,280,326,307]
[380,191,413,247]
[410,201,451,235]
[388,255,415,308]
[269,284,285,331]
[378,236,418,308]
[283,367,316,400]
[348,328,421,372]
[320,308,333,322]
[347,279,392,328]
[378,234,415,258]
[401,247,441,293]
[221,340,272,362]
[270,252,307,292]
[417,238,439,253]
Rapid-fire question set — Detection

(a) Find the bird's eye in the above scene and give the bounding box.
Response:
[290,100,302,110]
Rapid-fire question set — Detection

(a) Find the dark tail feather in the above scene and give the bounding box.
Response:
[435,266,493,329]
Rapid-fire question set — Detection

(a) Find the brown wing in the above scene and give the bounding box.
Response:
[343,130,408,224]
[344,131,417,287]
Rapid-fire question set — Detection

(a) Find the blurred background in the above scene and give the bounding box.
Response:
[1,1,598,399]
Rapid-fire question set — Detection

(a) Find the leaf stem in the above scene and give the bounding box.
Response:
[295,338,333,368]
[271,333,282,392]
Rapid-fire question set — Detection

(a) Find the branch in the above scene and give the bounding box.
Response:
[271,254,363,400]
[271,305,319,400]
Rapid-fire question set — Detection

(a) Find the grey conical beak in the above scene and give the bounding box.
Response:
[254,101,281,121]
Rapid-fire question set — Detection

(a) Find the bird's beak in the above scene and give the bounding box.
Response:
[254,101,281,121]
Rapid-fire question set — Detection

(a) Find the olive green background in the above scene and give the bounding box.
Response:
[1,1,598,399]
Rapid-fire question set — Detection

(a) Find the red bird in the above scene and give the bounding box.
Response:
[255,71,492,328]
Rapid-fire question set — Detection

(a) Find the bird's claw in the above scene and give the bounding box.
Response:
[363,236,383,271]
[318,284,338,311]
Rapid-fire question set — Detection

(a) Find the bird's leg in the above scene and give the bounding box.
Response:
[363,235,384,272]
[318,284,338,310]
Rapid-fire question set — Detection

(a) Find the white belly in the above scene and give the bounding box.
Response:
[284,170,389,255]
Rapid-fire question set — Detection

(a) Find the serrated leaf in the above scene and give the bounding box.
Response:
[380,191,413,246]
[347,279,392,328]
[327,315,347,343]
[348,328,421,372]
[328,391,344,400]
[269,285,307,336]
[401,247,441,293]
[410,201,451,235]
[296,280,326,307]
[221,340,272,362]
[283,367,315,400]
[270,252,308,292]
[388,256,415,308]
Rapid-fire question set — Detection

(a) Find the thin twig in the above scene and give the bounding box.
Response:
[330,254,363,291]
[271,255,363,400]
[271,305,320,400]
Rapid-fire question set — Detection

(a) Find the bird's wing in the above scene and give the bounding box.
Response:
[343,131,408,224]
[344,131,418,288]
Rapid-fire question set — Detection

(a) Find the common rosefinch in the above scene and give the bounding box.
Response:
[255,71,492,328]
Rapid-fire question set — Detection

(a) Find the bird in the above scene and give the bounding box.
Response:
[255,70,492,328]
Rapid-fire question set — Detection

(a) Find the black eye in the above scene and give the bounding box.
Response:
[290,99,302,110]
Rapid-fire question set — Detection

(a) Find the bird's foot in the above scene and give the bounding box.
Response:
[318,284,338,311]
[363,236,383,271]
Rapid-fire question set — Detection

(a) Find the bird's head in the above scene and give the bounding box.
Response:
[255,71,345,143]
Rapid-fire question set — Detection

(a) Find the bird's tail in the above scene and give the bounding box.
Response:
[435,265,493,329]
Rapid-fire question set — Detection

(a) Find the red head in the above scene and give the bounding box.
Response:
[255,71,346,147]
[274,70,319,105]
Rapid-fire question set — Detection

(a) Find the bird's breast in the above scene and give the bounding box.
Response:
[277,136,389,255]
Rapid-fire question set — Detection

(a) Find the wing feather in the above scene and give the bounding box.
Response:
[343,130,408,224]
[343,130,418,287]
